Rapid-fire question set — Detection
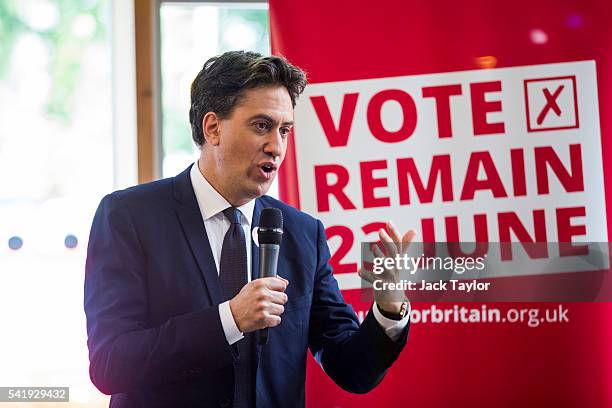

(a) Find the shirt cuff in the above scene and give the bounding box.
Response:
[372,301,410,342]
[219,300,244,345]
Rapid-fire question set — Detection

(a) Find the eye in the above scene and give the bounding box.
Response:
[254,121,271,133]
[280,126,292,138]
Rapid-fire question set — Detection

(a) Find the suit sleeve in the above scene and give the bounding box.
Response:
[307,219,409,394]
[84,193,234,395]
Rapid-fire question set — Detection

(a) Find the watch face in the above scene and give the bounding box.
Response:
[400,302,408,318]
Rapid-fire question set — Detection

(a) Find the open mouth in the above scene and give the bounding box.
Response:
[259,162,278,175]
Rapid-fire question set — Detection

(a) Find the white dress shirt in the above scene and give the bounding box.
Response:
[189,162,409,344]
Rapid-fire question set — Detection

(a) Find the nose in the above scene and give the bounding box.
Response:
[263,129,284,159]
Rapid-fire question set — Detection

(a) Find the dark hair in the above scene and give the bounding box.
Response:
[189,51,308,146]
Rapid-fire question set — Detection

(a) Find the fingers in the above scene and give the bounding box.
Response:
[378,227,398,258]
[372,243,385,259]
[260,276,288,292]
[268,289,288,305]
[401,229,417,254]
[380,222,418,256]
[358,267,377,283]
[267,301,285,315]
[276,275,289,286]
[262,302,285,329]
[387,221,402,243]
[264,314,282,328]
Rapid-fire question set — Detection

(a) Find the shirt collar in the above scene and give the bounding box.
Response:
[190,161,255,225]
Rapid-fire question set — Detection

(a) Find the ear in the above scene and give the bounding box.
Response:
[202,112,221,146]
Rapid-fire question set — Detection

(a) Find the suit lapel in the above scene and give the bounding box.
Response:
[173,165,223,306]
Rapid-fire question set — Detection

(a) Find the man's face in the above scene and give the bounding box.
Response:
[204,85,294,206]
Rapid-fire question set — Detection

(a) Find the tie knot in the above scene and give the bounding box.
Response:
[223,207,241,224]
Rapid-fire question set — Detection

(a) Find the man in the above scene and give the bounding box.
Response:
[84,51,412,408]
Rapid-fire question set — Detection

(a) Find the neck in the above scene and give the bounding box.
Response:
[197,159,248,207]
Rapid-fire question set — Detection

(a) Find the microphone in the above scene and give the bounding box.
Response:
[258,208,283,345]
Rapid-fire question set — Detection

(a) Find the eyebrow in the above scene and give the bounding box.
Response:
[248,114,294,127]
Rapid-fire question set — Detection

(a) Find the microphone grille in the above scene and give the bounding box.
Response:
[259,208,283,230]
[258,208,283,245]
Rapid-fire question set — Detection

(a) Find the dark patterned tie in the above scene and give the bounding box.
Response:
[219,207,255,408]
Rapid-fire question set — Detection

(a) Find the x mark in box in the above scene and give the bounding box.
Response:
[524,75,579,132]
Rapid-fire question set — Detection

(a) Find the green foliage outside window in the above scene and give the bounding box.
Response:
[0,0,107,123]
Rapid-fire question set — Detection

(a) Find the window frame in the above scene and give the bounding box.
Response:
[134,0,268,183]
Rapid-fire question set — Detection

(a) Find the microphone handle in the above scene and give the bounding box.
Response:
[259,244,280,345]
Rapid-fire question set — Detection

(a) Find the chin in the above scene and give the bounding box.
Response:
[243,174,274,199]
[256,185,271,197]
[253,182,272,198]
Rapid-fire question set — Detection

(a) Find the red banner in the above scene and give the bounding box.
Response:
[270,1,612,406]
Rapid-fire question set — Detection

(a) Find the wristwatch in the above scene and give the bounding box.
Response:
[378,301,409,320]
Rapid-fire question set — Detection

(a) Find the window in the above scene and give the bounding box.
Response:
[0,2,270,404]
[0,0,115,405]
[159,1,274,193]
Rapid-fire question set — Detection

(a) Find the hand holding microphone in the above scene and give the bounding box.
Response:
[228,208,286,338]
[257,208,284,344]
[228,275,288,333]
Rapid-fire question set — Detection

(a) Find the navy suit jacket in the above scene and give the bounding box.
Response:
[84,165,409,407]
